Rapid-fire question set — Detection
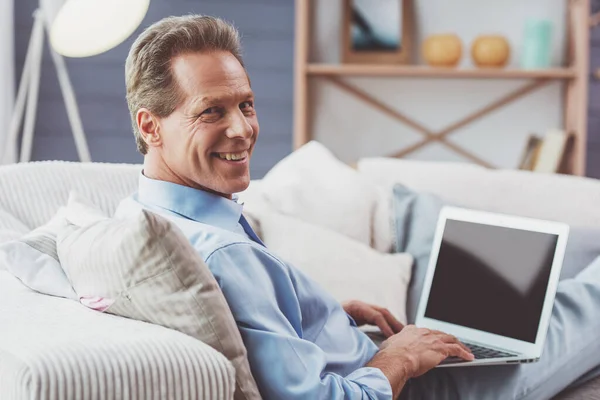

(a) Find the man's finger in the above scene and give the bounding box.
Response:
[434,331,472,355]
[457,340,472,355]
[432,330,461,344]
[371,312,394,338]
[445,343,475,361]
[374,307,404,333]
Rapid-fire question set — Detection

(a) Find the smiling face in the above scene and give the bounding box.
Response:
[138,51,259,198]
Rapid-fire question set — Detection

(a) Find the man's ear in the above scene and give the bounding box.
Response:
[137,108,162,148]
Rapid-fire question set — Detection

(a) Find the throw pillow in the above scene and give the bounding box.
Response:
[256,209,413,324]
[57,207,261,400]
[391,183,600,324]
[0,208,28,245]
[392,184,447,324]
[260,141,380,248]
[560,227,600,280]
[0,205,77,300]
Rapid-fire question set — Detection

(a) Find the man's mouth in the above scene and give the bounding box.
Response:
[212,150,249,162]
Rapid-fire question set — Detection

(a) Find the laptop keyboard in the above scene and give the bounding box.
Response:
[441,341,517,364]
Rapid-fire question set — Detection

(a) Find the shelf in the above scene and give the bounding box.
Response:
[306,64,577,80]
[295,0,590,175]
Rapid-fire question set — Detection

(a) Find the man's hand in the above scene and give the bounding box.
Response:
[367,325,474,398]
[342,300,404,338]
[379,325,474,377]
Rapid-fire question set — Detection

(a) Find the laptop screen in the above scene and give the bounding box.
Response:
[424,219,559,343]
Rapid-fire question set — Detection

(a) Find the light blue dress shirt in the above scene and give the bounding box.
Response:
[115,174,393,400]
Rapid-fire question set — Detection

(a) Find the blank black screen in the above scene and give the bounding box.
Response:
[424,220,558,343]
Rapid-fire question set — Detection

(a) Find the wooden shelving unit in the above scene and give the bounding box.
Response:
[307,64,578,80]
[294,0,591,175]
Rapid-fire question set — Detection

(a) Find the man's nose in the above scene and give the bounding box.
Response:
[225,110,253,139]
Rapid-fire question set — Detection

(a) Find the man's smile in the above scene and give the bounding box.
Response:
[212,150,249,163]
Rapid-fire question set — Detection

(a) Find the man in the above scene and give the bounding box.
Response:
[116,15,600,399]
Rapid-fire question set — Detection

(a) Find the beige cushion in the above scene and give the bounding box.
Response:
[57,203,261,400]
[255,209,413,325]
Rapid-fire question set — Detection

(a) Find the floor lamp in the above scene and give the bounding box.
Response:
[4,0,150,164]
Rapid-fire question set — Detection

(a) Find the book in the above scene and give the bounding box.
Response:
[518,134,543,171]
[532,130,573,173]
[557,134,575,174]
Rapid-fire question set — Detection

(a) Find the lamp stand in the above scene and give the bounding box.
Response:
[4,8,91,164]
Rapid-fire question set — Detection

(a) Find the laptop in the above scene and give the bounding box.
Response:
[415,206,569,367]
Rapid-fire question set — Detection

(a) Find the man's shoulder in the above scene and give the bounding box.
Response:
[186,225,257,261]
[115,195,260,261]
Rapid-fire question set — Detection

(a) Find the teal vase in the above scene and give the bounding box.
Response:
[521,19,553,69]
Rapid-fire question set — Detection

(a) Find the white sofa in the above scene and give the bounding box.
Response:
[0,160,599,400]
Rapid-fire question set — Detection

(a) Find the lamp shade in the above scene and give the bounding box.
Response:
[40,0,150,58]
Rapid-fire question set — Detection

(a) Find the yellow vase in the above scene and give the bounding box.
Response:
[422,34,463,67]
[471,35,511,68]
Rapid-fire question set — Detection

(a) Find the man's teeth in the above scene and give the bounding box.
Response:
[217,151,247,161]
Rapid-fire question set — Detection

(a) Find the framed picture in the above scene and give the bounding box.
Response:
[342,0,413,64]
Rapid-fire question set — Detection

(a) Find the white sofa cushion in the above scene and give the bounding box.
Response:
[260,141,386,249]
[57,205,261,400]
[0,207,77,300]
[358,158,600,227]
[0,208,28,242]
[0,190,111,300]
[0,270,236,400]
[236,180,269,237]
[255,209,413,324]
[0,209,28,254]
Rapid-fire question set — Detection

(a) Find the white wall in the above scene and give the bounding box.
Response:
[310,0,566,168]
[0,0,15,163]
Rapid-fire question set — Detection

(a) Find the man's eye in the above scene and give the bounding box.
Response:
[240,101,254,110]
[198,107,223,122]
[202,107,220,115]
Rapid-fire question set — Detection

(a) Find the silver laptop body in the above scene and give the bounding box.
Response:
[415,206,569,367]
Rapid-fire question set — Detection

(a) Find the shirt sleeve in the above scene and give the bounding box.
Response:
[206,243,393,400]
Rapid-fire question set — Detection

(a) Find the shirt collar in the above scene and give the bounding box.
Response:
[137,172,243,232]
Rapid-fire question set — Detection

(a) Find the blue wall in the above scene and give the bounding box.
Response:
[588,0,600,178]
[14,0,294,178]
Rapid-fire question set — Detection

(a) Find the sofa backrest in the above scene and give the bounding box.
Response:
[0,161,141,230]
[358,158,600,228]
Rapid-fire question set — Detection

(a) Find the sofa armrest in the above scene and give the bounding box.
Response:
[0,271,236,400]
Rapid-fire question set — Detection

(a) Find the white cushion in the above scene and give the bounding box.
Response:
[0,209,28,258]
[0,206,77,300]
[0,208,28,243]
[372,186,395,253]
[260,141,383,248]
[236,180,267,210]
[57,203,261,400]
[358,158,600,227]
[0,190,110,299]
[236,180,270,237]
[256,209,413,324]
[64,191,109,227]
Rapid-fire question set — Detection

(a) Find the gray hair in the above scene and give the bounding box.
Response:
[125,15,244,154]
